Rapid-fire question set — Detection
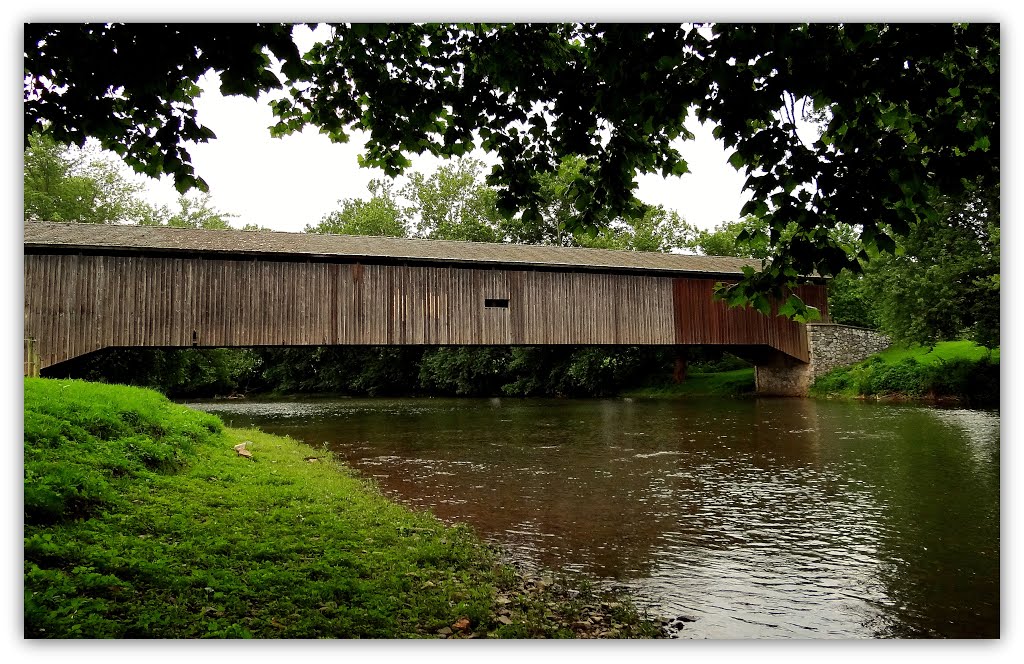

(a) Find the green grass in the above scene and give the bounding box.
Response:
[622,368,755,399]
[24,378,659,639]
[871,340,1000,365]
[810,341,999,405]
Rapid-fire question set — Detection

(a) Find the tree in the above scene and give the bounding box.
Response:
[46,347,261,397]
[689,216,774,259]
[24,132,152,224]
[824,269,879,330]
[523,154,615,247]
[25,23,998,313]
[142,193,238,229]
[562,205,695,253]
[417,347,511,395]
[305,179,409,237]
[525,155,696,251]
[861,186,1000,347]
[24,132,245,230]
[401,158,506,242]
[815,183,999,345]
[616,206,695,253]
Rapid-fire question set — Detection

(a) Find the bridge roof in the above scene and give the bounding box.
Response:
[25,221,765,277]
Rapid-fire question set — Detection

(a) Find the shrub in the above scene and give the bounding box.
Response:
[868,358,929,396]
[810,342,999,405]
[809,366,853,396]
[922,356,1000,404]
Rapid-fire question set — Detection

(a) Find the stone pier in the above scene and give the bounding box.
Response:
[755,323,891,396]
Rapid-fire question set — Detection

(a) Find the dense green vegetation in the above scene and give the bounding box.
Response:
[24,378,660,638]
[305,156,694,251]
[825,187,999,348]
[810,341,999,406]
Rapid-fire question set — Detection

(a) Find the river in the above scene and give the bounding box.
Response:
[186,395,999,639]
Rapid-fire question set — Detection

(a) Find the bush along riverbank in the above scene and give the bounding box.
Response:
[809,341,999,407]
[23,378,663,639]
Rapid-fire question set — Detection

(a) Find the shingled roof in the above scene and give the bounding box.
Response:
[24,221,766,277]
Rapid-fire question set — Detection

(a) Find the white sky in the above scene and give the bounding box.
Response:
[140,57,753,234]
[143,104,752,234]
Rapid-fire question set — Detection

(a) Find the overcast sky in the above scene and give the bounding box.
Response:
[142,95,753,234]
[138,23,758,234]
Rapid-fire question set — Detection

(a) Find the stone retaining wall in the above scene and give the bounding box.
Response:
[806,323,891,380]
[755,324,891,396]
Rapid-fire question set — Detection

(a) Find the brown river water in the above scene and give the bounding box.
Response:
[186,395,999,639]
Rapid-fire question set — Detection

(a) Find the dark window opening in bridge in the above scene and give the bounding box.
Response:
[484,298,509,309]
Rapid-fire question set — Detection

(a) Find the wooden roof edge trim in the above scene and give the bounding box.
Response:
[23,221,827,280]
[23,222,759,273]
[25,242,786,280]
[25,220,730,263]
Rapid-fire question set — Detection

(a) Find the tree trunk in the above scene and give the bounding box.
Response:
[673,350,688,383]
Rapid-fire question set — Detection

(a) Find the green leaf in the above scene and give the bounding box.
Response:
[795,305,821,324]
[728,151,746,171]
[670,159,690,176]
[777,294,801,319]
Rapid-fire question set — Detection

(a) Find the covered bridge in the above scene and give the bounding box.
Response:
[23,221,830,385]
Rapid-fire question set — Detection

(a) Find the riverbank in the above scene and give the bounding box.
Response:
[23,377,662,638]
[617,341,999,407]
[809,341,999,406]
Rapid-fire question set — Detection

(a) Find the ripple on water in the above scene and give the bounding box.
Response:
[185,396,999,639]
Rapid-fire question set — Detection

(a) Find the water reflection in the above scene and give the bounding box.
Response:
[188,396,999,639]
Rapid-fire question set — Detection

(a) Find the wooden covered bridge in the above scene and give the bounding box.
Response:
[23,221,829,388]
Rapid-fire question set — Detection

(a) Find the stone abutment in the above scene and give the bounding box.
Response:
[755,324,891,396]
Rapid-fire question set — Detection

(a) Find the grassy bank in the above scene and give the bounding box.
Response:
[622,368,755,399]
[810,341,999,405]
[24,378,660,638]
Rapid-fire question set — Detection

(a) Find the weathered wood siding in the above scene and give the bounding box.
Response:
[672,278,830,362]
[24,338,40,377]
[24,252,828,369]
